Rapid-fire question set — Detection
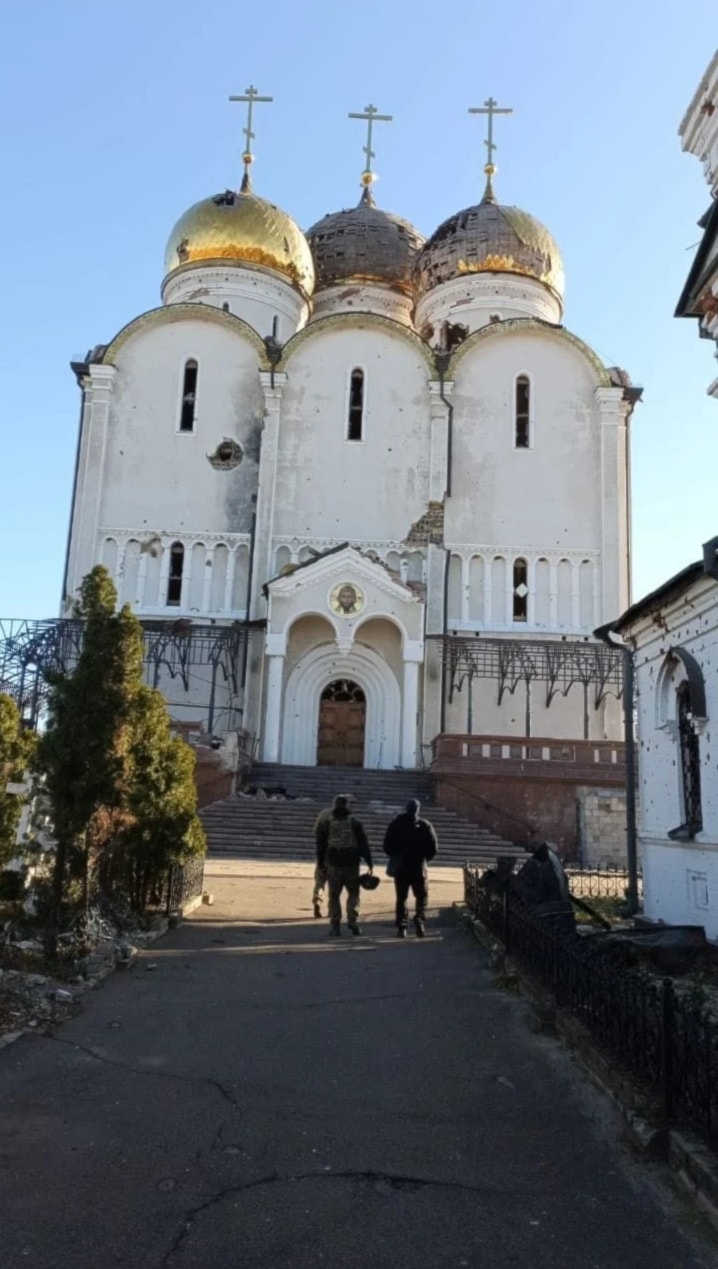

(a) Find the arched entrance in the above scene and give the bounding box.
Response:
[280,643,401,768]
[317,680,366,767]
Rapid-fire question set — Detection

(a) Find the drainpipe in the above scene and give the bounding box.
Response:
[595,624,639,916]
[243,327,282,703]
[241,500,258,693]
[435,349,453,733]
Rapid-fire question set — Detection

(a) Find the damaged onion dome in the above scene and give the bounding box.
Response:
[414,197,564,302]
[307,192,425,295]
[164,188,315,299]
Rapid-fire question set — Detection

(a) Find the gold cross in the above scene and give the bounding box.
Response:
[229,85,273,190]
[468,96,513,168]
[348,103,393,196]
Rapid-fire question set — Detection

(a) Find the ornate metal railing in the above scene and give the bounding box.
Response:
[163,856,205,916]
[464,865,718,1149]
[0,616,256,731]
[565,865,643,900]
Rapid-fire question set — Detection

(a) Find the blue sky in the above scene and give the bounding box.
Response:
[0,0,715,618]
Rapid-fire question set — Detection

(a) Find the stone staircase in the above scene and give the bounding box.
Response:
[201,763,520,870]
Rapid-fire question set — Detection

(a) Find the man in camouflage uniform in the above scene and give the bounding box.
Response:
[311,804,331,918]
[315,794,373,936]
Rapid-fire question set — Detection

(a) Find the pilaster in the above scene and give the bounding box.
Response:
[64,363,117,606]
[428,380,452,503]
[595,386,631,622]
[251,372,288,619]
[401,639,424,769]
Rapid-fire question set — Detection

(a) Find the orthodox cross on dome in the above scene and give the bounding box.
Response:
[228,85,273,192]
[348,103,393,205]
[468,96,513,203]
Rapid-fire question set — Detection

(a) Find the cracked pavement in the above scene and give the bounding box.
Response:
[0,860,715,1268]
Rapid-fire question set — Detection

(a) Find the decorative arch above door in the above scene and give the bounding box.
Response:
[317,680,366,766]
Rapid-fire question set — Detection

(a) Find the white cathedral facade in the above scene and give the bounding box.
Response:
[62,102,637,772]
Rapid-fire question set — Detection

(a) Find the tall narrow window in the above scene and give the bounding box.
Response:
[179,360,198,433]
[347,368,364,441]
[166,542,184,606]
[515,374,530,448]
[512,558,528,622]
[677,682,702,834]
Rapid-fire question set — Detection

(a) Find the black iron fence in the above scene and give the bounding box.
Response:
[565,864,643,900]
[162,856,205,916]
[464,865,718,1150]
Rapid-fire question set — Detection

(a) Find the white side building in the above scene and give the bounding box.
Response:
[609,540,718,939]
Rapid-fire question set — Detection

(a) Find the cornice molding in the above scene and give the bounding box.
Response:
[448,317,610,384]
[446,544,600,563]
[276,310,434,370]
[100,528,252,548]
[100,304,271,368]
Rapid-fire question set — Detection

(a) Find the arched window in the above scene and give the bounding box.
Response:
[515,374,530,449]
[166,542,184,605]
[512,558,528,622]
[347,368,364,441]
[179,360,198,433]
[677,681,703,836]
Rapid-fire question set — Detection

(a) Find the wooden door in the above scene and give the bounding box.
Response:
[317,683,366,766]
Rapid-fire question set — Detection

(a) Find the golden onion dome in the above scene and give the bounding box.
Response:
[164,188,315,299]
[307,189,425,295]
[414,187,564,302]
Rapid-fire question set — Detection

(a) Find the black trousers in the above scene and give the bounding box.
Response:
[394,872,428,928]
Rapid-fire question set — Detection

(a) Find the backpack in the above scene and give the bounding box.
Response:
[326,815,357,865]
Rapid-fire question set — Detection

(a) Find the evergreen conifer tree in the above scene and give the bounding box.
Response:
[38,566,205,950]
[0,693,35,868]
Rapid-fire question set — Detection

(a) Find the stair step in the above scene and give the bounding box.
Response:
[200,762,519,871]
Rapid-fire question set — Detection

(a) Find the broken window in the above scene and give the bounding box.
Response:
[515,374,530,448]
[347,368,364,441]
[677,681,702,834]
[166,542,184,606]
[512,558,528,622]
[179,360,198,433]
[441,321,469,352]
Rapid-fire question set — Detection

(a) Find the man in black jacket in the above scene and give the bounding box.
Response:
[383,799,438,938]
[315,794,373,937]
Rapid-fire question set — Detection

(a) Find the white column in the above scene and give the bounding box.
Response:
[159,540,171,609]
[116,539,129,605]
[179,541,189,611]
[460,556,470,626]
[571,559,580,629]
[506,560,515,627]
[527,558,536,626]
[596,386,631,622]
[262,635,286,762]
[401,640,423,769]
[201,544,214,612]
[64,363,117,607]
[136,551,148,609]
[484,560,492,625]
[549,561,558,628]
[224,547,237,613]
[252,372,287,620]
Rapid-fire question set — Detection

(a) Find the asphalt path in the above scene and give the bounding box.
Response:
[0,861,715,1269]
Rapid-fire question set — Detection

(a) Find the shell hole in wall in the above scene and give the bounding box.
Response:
[207,438,243,470]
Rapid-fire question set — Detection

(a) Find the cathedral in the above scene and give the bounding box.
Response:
[62,92,638,785]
